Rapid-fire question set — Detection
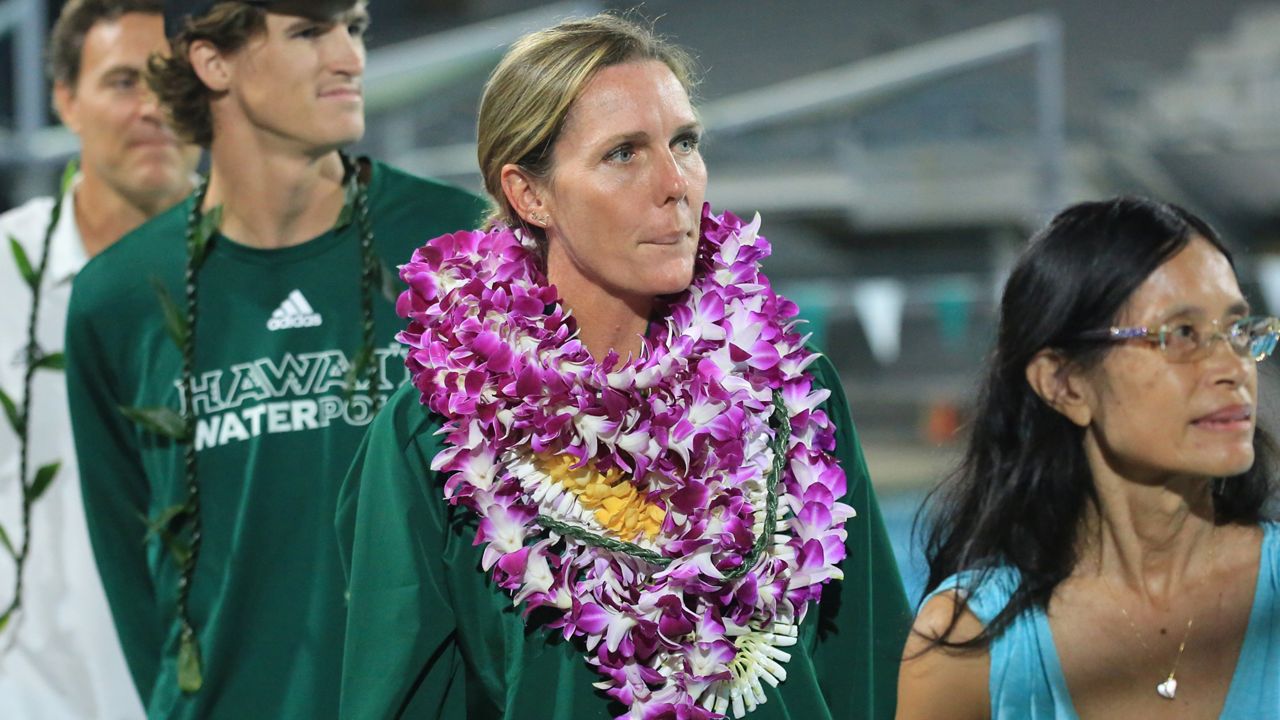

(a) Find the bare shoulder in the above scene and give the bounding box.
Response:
[896,590,991,720]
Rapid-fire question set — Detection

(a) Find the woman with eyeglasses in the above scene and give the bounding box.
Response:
[896,197,1280,719]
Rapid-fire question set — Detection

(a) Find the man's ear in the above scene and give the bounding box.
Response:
[1025,349,1093,427]
[188,39,231,93]
[499,164,549,227]
[53,81,79,134]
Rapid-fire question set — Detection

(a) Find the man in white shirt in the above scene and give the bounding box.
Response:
[0,1,197,717]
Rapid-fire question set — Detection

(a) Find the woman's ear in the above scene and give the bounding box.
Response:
[1025,349,1094,427]
[499,164,550,227]
[188,39,232,93]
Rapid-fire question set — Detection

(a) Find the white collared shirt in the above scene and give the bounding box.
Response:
[0,181,145,719]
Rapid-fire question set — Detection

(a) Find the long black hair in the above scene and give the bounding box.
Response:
[919,196,1277,649]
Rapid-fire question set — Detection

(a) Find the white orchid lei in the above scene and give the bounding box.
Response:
[396,206,855,720]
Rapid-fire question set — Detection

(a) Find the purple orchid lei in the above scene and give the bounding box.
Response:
[396,206,855,720]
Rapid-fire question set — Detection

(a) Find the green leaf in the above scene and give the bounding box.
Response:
[343,346,373,401]
[142,504,194,566]
[178,628,203,693]
[0,387,22,437]
[190,204,222,267]
[44,158,79,231]
[0,523,15,559]
[336,175,358,227]
[144,503,191,539]
[58,157,79,196]
[8,235,36,290]
[161,532,192,567]
[150,278,188,350]
[0,608,11,635]
[26,461,60,503]
[33,351,65,371]
[379,262,399,303]
[119,405,190,441]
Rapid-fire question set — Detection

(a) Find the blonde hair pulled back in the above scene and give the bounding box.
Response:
[476,13,697,251]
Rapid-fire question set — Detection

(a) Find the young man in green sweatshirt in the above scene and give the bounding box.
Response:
[64,1,487,717]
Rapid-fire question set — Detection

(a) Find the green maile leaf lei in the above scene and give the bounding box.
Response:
[119,154,381,694]
[0,158,77,637]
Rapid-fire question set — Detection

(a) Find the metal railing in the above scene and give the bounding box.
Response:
[2,4,1060,226]
[0,0,49,163]
[0,0,599,167]
[391,13,1065,223]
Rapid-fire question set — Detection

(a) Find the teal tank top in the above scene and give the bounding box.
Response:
[928,522,1280,718]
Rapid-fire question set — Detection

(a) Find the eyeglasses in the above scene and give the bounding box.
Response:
[1075,315,1280,363]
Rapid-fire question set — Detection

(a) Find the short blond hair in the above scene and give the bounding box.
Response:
[476,13,697,249]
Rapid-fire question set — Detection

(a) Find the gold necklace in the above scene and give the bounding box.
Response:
[1116,604,1194,700]
[1105,537,1215,701]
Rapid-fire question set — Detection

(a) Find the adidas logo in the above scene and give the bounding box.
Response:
[267,290,323,331]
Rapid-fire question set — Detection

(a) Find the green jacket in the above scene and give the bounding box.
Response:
[337,353,911,719]
[65,160,488,719]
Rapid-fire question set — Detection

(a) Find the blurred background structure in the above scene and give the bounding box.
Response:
[4,0,1280,603]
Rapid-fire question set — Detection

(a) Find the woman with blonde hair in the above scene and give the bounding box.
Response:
[338,14,910,719]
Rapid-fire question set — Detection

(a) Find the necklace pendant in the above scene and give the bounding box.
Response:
[1156,676,1177,700]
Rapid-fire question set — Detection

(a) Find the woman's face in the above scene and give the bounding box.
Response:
[538,60,707,304]
[1081,236,1258,483]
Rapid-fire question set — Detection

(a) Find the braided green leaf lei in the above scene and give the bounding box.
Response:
[120,155,380,693]
[0,159,78,636]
